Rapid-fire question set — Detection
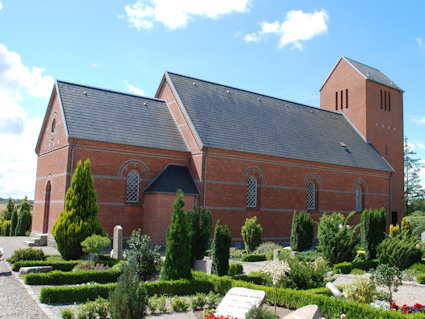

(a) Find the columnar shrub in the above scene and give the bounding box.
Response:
[187,205,212,261]
[376,234,422,270]
[161,190,192,280]
[4,197,14,220]
[52,159,106,260]
[15,197,32,236]
[389,224,400,238]
[1,220,11,236]
[401,217,413,237]
[241,216,262,253]
[290,211,314,252]
[317,212,359,265]
[108,259,148,319]
[10,207,18,236]
[360,208,386,260]
[125,229,162,281]
[211,220,232,276]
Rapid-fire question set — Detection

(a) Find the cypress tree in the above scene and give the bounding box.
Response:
[10,207,18,236]
[211,220,232,276]
[4,197,14,220]
[241,216,262,253]
[290,211,314,252]
[187,205,212,261]
[360,208,386,260]
[52,159,106,260]
[161,189,192,280]
[16,197,31,236]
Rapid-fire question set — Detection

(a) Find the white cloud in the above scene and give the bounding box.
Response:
[416,38,424,49]
[244,9,329,50]
[123,80,145,95]
[416,141,425,150]
[92,63,100,68]
[124,0,251,30]
[0,2,3,10]
[412,117,425,125]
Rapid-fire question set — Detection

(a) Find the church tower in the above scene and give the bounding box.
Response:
[320,57,404,224]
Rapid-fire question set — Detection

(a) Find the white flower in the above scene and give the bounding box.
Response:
[262,260,289,286]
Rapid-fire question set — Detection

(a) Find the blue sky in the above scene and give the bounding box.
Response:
[0,0,424,200]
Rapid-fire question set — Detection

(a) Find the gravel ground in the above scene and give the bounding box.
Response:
[2,236,425,319]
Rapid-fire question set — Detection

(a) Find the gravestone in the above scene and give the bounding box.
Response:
[113,225,123,260]
[273,249,281,261]
[215,287,266,319]
[422,231,425,242]
[283,304,323,319]
[193,259,212,274]
[325,282,345,299]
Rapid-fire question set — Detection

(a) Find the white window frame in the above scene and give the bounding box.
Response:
[126,170,139,203]
[247,176,257,208]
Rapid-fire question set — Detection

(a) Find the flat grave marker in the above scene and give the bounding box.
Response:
[215,287,266,319]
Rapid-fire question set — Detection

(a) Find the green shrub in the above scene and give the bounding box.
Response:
[157,295,168,312]
[13,260,82,272]
[148,295,158,313]
[10,207,18,236]
[402,217,413,237]
[284,258,330,290]
[296,248,321,262]
[161,190,192,281]
[7,247,45,264]
[254,242,283,256]
[25,269,120,285]
[229,247,243,259]
[108,259,148,319]
[343,276,376,303]
[290,211,314,252]
[360,208,386,260]
[228,262,243,276]
[370,264,402,306]
[241,216,262,253]
[170,295,189,311]
[15,197,32,236]
[126,229,162,281]
[401,268,419,281]
[60,307,74,319]
[245,306,279,319]
[190,292,207,310]
[187,205,212,261]
[317,212,359,265]
[409,216,425,236]
[350,269,366,275]
[1,220,11,236]
[211,220,232,276]
[333,259,379,274]
[234,272,267,286]
[417,273,425,284]
[52,159,107,260]
[241,254,267,262]
[81,234,111,259]
[389,224,400,238]
[408,262,425,273]
[377,234,422,270]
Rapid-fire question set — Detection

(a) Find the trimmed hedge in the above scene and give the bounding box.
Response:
[333,259,379,274]
[25,269,120,285]
[12,259,119,272]
[417,273,425,284]
[228,262,243,276]
[241,253,267,262]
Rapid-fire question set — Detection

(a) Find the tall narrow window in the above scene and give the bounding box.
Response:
[340,90,343,109]
[355,186,362,211]
[384,91,387,110]
[346,89,348,108]
[388,92,391,111]
[307,182,316,210]
[247,176,257,207]
[380,90,383,109]
[335,92,338,110]
[126,170,139,203]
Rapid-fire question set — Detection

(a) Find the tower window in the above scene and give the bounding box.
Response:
[341,90,343,109]
[384,91,387,110]
[335,92,338,110]
[380,90,383,109]
[346,89,348,108]
[388,92,391,111]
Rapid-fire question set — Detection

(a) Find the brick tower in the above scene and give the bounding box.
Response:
[320,57,404,224]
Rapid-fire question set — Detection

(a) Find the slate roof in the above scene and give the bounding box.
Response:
[343,57,403,91]
[144,164,200,195]
[55,80,189,152]
[166,72,394,172]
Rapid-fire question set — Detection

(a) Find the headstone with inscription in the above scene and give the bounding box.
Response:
[215,287,266,319]
[113,225,123,260]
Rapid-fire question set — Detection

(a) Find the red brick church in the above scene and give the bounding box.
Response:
[32,57,404,246]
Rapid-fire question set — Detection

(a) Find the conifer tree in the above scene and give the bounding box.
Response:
[290,211,314,252]
[161,189,192,280]
[241,216,262,253]
[16,197,32,236]
[4,197,14,220]
[52,159,106,260]
[360,208,386,260]
[187,204,212,261]
[211,220,232,276]
[401,217,413,237]
[10,207,18,236]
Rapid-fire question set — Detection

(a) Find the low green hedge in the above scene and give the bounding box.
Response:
[233,274,265,285]
[333,259,378,274]
[12,260,83,272]
[25,269,121,285]
[228,262,243,276]
[417,273,425,284]
[241,253,267,262]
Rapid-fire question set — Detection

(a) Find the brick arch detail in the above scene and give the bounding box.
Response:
[241,167,266,185]
[118,160,150,180]
[352,178,368,193]
[303,173,323,189]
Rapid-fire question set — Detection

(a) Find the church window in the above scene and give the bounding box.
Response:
[51,119,56,133]
[307,182,316,210]
[388,92,391,111]
[247,176,257,208]
[126,170,139,203]
[346,89,348,108]
[380,90,383,109]
[335,92,338,110]
[355,185,363,211]
[341,90,343,109]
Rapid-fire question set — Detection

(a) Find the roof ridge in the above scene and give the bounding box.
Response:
[343,56,382,73]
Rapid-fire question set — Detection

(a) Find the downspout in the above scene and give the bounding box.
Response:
[69,138,77,187]
[389,172,393,224]
[203,147,209,207]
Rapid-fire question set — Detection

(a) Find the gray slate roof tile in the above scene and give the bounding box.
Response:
[56,81,189,152]
[167,72,393,172]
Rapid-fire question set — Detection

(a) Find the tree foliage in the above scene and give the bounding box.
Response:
[187,205,212,261]
[52,159,106,260]
[211,220,232,276]
[290,211,314,252]
[377,234,422,270]
[4,197,14,220]
[401,216,413,237]
[161,190,192,281]
[404,137,425,214]
[10,207,18,236]
[241,216,262,253]
[15,197,32,236]
[360,208,386,260]
[317,212,360,265]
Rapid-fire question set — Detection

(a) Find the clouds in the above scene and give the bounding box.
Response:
[244,9,329,50]
[0,43,53,198]
[122,80,145,95]
[0,2,3,10]
[412,117,425,125]
[124,0,251,30]
[416,38,424,49]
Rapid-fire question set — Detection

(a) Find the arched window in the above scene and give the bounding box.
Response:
[126,170,139,203]
[356,185,363,211]
[247,176,257,208]
[307,182,316,210]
